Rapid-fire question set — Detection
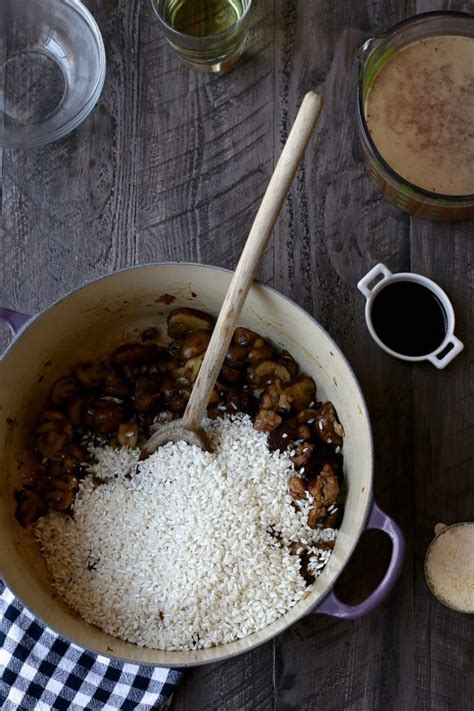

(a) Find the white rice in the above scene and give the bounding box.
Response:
[35,415,338,650]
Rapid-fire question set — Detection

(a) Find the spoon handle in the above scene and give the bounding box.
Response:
[183,91,324,432]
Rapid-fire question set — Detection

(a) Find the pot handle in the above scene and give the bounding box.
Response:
[357,263,392,298]
[314,500,405,619]
[0,308,32,336]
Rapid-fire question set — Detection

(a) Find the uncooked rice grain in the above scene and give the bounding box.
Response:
[35,415,338,651]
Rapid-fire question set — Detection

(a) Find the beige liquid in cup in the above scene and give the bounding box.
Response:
[425,523,474,612]
[365,35,474,196]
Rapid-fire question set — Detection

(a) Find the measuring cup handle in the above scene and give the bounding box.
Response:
[0,308,32,336]
[428,335,464,369]
[357,263,392,298]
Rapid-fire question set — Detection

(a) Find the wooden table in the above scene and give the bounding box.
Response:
[1,1,473,709]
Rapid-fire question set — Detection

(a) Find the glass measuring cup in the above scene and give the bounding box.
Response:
[357,12,474,221]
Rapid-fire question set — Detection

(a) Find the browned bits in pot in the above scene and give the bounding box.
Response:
[167,308,215,339]
[50,376,77,406]
[83,397,124,435]
[289,475,306,499]
[134,374,162,414]
[44,473,79,511]
[112,343,162,368]
[141,327,159,341]
[117,423,139,448]
[314,402,344,446]
[14,489,47,526]
[75,363,107,389]
[169,330,211,361]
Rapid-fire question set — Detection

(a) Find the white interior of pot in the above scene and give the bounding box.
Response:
[0,264,373,666]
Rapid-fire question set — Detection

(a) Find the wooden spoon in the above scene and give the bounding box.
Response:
[140,91,324,459]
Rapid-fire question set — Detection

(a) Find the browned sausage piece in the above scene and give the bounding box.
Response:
[314,402,344,446]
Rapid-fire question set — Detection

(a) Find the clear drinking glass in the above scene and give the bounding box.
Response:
[357,11,474,221]
[0,0,106,149]
[151,0,253,74]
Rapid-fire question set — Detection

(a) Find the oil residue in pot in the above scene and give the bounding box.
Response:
[371,281,447,356]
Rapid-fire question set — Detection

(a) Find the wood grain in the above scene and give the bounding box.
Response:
[0,1,472,710]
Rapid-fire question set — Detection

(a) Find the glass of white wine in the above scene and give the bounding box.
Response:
[152,0,253,73]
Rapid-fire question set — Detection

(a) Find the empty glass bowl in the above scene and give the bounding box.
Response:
[0,0,106,149]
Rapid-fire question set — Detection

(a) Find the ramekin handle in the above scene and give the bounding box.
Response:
[427,335,464,369]
[357,263,392,298]
[0,308,32,336]
[314,501,405,619]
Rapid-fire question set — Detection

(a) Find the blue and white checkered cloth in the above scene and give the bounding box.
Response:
[0,581,181,710]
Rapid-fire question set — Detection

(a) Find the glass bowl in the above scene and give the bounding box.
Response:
[0,0,106,149]
[357,12,474,221]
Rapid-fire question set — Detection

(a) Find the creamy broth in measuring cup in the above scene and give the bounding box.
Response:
[365,35,474,196]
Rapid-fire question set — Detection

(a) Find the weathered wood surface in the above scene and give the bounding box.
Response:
[0,1,472,709]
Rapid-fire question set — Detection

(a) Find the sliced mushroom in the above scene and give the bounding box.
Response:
[134,374,162,414]
[112,343,163,368]
[314,402,344,446]
[220,364,243,386]
[167,308,215,339]
[248,338,274,364]
[44,473,79,511]
[83,397,124,435]
[156,357,179,375]
[280,376,316,412]
[103,369,130,398]
[50,376,77,406]
[232,327,260,347]
[225,344,249,369]
[37,430,69,461]
[37,411,73,441]
[117,423,139,448]
[175,353,205,383]
[50,455,76,477]
[67,396,85,426]
[14,489,47,526]
[75,362,107,389]
[289,475,306,499]
[160,377,191,414]
[169,330,211,361]
[248,361,291,387]
[278,350,299,379]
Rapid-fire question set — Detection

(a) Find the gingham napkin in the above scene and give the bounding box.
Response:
[0,581,181,711]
